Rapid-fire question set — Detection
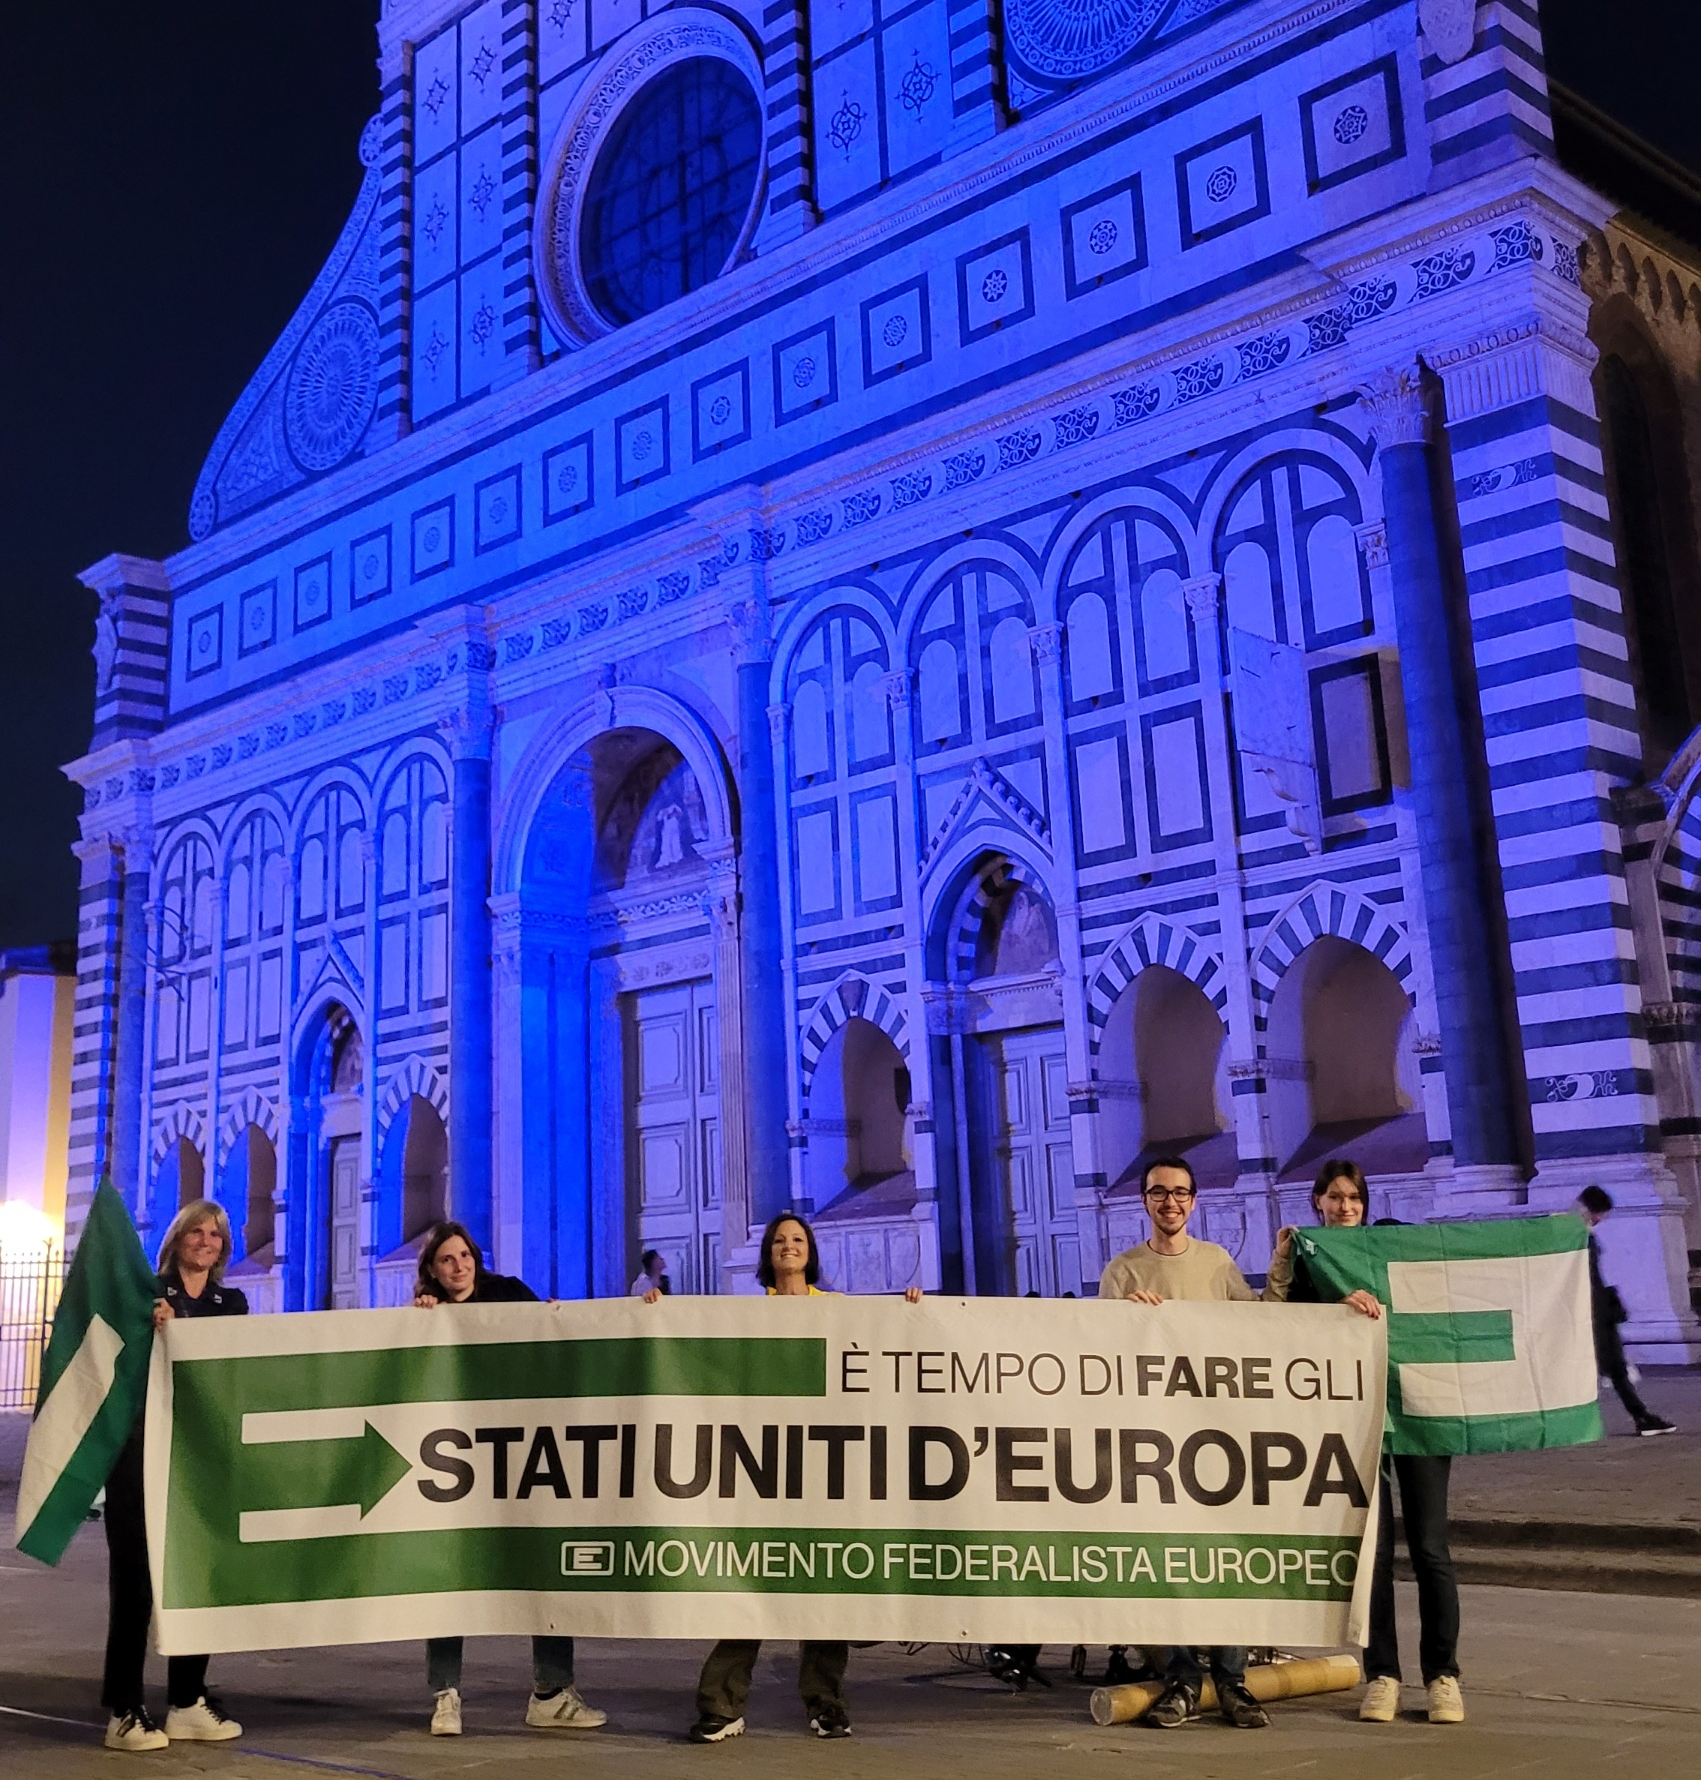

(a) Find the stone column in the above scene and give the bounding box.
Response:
[110,830,154,1227]
[705,853,753,1284]
[1360,364,1522,1178]
[729,596,791,1229]
[882,667,945,1289]
[1183,572,1281,1244]
[945,0,1005,152]
[66,837,126,1238]
[1426,316,1699,1357]
[444,709,496,1254]
[753,1,817,252]
[1029,619,1098,1291]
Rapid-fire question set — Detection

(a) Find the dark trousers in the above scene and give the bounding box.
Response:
[695,1641,849,1721]
[1162,1646,1247,1693]
[1365,1453,1459,1685]
[1595,1318,1654,1424]
[426,1636,574,1693]
[102,1426,210,1714]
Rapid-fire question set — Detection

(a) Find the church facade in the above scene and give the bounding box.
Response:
[69,0,1701,1356]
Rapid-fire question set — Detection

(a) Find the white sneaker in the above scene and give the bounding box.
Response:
[1427,1676,1465,1724]
[105,1709,168,1752]
[163,1695,242,1742]
[1358,1676,1400,1722]
[525,1685,607,1730]
[430,1688,462,1736]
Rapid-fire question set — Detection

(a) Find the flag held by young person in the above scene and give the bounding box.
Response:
[1295,1214,1603,1455]
[14,1182,159,1564]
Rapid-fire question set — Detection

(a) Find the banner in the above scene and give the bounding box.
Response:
[15,1182,158,1564]
[1296,1215,1602,1455]
[146,1296,1385,1654]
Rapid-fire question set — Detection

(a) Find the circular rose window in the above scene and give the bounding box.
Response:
[577,55,761,329]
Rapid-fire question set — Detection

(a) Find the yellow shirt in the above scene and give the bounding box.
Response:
[765,1285,834,1295]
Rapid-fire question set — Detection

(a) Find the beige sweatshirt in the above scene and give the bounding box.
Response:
[1097,1237,1258,1303]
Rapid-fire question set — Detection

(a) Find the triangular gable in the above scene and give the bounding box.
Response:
[920,758,1051,878]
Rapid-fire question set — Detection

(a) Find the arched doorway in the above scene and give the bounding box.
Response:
[805,1014,919,1291]
[154,1136,206,1221]
[517,726,725,1297]
[936,856,1076,1296]
[221,1123,277,1266]
[1098,964,1235,1242]
[1265,936,1425,1180]
[288,1000,366,1309]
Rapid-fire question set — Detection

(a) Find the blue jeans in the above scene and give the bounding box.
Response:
[426,1636,575,1694]
[1163,1646,1247,1693]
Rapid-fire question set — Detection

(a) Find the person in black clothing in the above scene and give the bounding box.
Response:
[1268,1161,1461,1726]
[1576,1187,1677,1436]
[103,1198,246,1752]
[411,1221,608,1738]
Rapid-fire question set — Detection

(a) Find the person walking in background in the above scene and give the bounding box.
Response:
[1267,1160,1460,1726]
[629,1247,671,1296]
[102,1199,246,1751]
[1576,1187,1677,1437]
[411,1221,608,1738]
[645,1211,920,1743]
[1099,1156,1376,1731]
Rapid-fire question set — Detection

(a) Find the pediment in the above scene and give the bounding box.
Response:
[920,758,1051,879]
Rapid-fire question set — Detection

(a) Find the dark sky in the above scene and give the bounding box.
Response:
[1,1,1697,950]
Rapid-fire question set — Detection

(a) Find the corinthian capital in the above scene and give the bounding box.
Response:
[1358,364,1429,448]
[1181,573,1223,621]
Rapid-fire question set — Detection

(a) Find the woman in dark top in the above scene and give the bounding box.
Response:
[102,1198,246,1751]
[1267,1161,1462,1726]
[412,1221,607,1738]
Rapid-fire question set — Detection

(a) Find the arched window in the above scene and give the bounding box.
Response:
[792,679,831,779]
[1139,568,1191,682]
[1223,541,1276,641]
[1066,593,1115,701]
[918,638,962,743]
[1601,353,1694,756]
[848,660,890,765]
[988,616,1036,724]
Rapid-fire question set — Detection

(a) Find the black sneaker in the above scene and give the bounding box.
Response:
[809,1704,853,1739]
[688,1715,745,1744]
[1637,1417,1678,1437]
[1145,1682,1199,1729]
[1218,1683,1270,1729]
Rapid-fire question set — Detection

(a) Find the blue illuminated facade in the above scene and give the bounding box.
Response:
[69,0,1701,1356]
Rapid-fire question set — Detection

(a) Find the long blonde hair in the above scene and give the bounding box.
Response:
[156,1198,233,1282]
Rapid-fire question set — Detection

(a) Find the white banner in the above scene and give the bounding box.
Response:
[146,1295,1385,1653]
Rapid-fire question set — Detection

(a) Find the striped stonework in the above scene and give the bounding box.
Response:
[65,839,126,1240]
[1422,0,1553,187]
[1086,913,1229,1055]
[372,66,412,444]
[1250,883,1416,1033]
[754,0,815,251]
[79,557,170,748]
[1434,314,1658,1162]
[799,976,911,1106]
[498,0,540,375]
[945,0,1003,150]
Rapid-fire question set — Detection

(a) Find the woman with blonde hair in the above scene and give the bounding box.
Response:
[101,1197,246,1750]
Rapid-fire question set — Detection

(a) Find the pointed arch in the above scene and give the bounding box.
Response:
[151,1101,208,1165]
[1251,882,1413,1032]
[1087,913,1227,1055]
[376,1053,451,1141]
[217,1089,280,1166]
[799,976,909,1103]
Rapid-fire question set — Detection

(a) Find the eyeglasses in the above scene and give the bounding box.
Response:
[1143,1188,1195,1204]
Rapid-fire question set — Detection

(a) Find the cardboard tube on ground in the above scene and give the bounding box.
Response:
[1089,1653,1363,1725]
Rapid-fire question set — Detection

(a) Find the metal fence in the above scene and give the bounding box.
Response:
[0,1242,64,1411]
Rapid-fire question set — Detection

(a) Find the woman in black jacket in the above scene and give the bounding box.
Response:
[412,1221,607,1738]
[102,1198,246,1751]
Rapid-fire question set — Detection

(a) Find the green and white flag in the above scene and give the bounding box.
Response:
[14,1182,159,1563]
[1295,1215,1603,1456]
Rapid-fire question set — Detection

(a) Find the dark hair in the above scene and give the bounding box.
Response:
[640,1248,663,1271]
[1312,1159,1369,1218]
[756,1213,820,1290]
[417,1221,486,1299]
[1141,1156,1197,1197]
[1578,1185,1614,1216]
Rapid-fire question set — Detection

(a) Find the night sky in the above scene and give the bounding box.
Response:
[2,1,1697,950]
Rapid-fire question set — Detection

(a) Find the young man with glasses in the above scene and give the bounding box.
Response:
[1096,1156,1265,1730]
